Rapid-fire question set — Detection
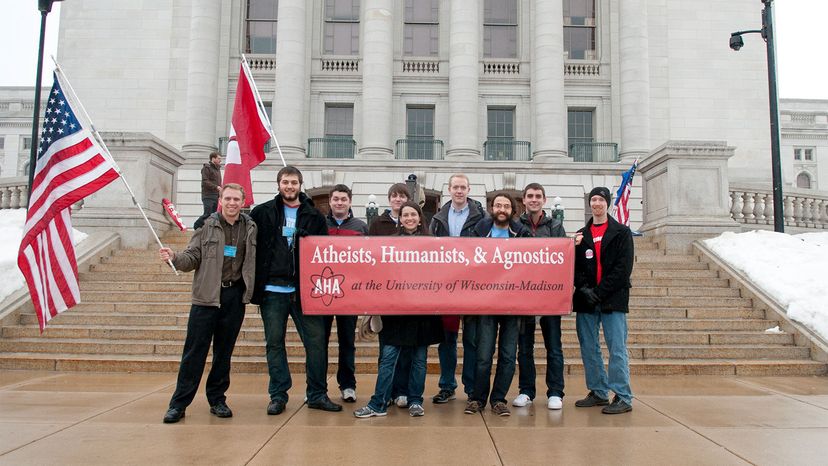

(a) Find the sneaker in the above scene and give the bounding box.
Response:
[394,396,408,408]
[408,403,424,417]
[341,388,357,403]
[353,406,387,418]
[464,400,483,414]
[491,401,511,417]
[574,391,609,408]
[432,389,456,404]
[601,396,633,415]
[512,393,532,407]
[546,396,563,410]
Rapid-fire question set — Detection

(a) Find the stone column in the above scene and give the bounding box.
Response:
[358,0,394,159]
[273,0,307,157]
[531,0,568,161]
[619,0,651,162]
[638,141,739,254]
[446,0,480,159]
[181,0,221,157]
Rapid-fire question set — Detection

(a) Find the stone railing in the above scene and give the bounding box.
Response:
[564,61,601,77]
[729,186,828,229]
[402,59,439,73]
[482,61,520,75]
[0,176,28,209]
[246,55,276,72]
[321,58,359,72]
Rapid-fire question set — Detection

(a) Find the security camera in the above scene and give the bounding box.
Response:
[729,34,744,51]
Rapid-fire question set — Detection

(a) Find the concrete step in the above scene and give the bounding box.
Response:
[79,272,194,283]
[81,291,192,303]
[79,282,192,292]
[628,308,765,319]
[635,261,710,270]
[88,263,172,273]
[632,278,731,288]
[635,255,700,263]
[631,287,741,298]
[630,297,752,308]
[0,353,823,376]
[633,269,720,279]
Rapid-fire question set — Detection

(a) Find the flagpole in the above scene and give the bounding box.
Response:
[51,58,179,275]
[241,54,286,167]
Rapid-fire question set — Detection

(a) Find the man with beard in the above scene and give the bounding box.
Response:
[512,183,567,411]
[428,174,487,404]
[250,166,342,415]
[325,184,368,403]
[465,193,531,417]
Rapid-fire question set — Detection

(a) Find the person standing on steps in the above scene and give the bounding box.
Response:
[193,151,222,230]
[161,183,256,424]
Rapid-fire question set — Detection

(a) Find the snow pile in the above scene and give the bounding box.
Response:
[704,230,828,342]
[0,209,88,303]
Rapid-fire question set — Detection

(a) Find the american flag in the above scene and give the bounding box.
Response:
[17,72,119,331]
[612,159,638,227]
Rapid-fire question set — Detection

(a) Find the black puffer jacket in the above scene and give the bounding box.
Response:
[573,216,634,313]
[518,211,566,238]
[249,193,327,305]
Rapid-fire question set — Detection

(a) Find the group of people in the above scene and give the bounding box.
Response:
[160,160,635,424]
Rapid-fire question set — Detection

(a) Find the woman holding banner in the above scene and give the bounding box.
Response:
[354,202,443,418]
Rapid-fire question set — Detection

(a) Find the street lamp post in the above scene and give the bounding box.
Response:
[27,0,63,195]
[729,0,784,233]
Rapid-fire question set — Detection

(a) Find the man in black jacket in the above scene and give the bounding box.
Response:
[428,173,487,404]
[250,166,342,415]
[194,152,222,230]
[573,186,634,414]
[512,183,567,411]
[465,193,531,417]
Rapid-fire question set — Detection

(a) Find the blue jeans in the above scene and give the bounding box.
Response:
[576,310,633,404]
[517,316,565,399]
[367,344,428,412]
[472,316,518,406]
[260,292,329,404]
[437,317,479,395]
[324,315,357,390]
[391,346,412,399]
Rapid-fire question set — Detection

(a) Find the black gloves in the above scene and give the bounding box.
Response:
[579,287,601,308]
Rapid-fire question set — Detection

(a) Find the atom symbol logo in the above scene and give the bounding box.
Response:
[309,266,345,306]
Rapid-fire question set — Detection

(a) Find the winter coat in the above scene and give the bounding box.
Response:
[327,209,368,236]
[573,215,634,313]
[249,193,327,305]
[518,211,566,238]
[472,217,533,238]
[429,199,487,237]
[379,230,444,347]
[367,210,399,236]
[200,162,221,198]
[171,212,257,306]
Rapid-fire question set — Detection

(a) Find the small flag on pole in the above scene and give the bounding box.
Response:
[18,72,120,331]
[223,63,271,207]
[612,159,638,227]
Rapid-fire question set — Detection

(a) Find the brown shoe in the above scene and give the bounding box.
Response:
[491,401,511,417]
[464,400,483,414]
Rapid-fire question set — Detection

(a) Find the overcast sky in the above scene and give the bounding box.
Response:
[0,2,825,99]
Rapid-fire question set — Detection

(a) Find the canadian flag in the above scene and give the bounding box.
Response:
[223,62,271,207]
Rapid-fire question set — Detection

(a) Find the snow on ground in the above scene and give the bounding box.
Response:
[704,230,828,343]
[0,209,88,303]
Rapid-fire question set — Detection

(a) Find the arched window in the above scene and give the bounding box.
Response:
[796,172,812,189]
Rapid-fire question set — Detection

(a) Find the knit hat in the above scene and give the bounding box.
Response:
[588,187,611,205]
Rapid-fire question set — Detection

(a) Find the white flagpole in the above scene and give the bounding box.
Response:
[241,54,286,167]
[51,57,179,275]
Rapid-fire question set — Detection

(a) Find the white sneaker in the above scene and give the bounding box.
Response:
[394,396,408,408]
[547,396,563,410]
[341,388,357,402]
[512,394,532,407]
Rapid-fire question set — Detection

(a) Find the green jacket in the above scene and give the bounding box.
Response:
[172,212,257,306]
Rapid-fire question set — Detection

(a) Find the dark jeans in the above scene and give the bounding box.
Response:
[260,292,329,404]
[436,316,478,396]
[472,315,518,407]
[193,195,218,230]
[517,316,565,399]
[367,344,428,413]
[324,315,357,390]
[391,346,412,399]
[169,284,245,409]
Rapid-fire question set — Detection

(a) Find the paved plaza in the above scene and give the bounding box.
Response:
[0,371,827,465]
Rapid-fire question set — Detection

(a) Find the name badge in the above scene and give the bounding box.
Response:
[282,226,296,237]
[224,245,237,257]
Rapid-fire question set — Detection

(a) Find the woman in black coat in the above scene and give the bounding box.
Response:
[354,202,443,418]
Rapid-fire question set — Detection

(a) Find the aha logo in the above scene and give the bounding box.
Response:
[309,266,345,306]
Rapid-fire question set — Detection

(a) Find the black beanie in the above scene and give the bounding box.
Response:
[589,187,611,205]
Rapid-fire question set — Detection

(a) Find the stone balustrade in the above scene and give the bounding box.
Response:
[0,177,28,209]
[729,186,828,230]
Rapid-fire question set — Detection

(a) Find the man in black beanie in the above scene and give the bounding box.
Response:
[572,186,634,414]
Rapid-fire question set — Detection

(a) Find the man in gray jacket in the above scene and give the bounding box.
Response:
[159,183,257,423]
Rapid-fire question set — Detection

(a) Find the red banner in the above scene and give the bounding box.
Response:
[299,236,574,315]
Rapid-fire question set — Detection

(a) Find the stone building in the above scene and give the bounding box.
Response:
[2,0,824,231]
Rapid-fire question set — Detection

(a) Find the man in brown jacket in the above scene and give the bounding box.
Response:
[159,183,257,423]
[194,151,222,230]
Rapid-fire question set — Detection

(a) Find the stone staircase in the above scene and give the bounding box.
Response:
[0,231,825,376]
